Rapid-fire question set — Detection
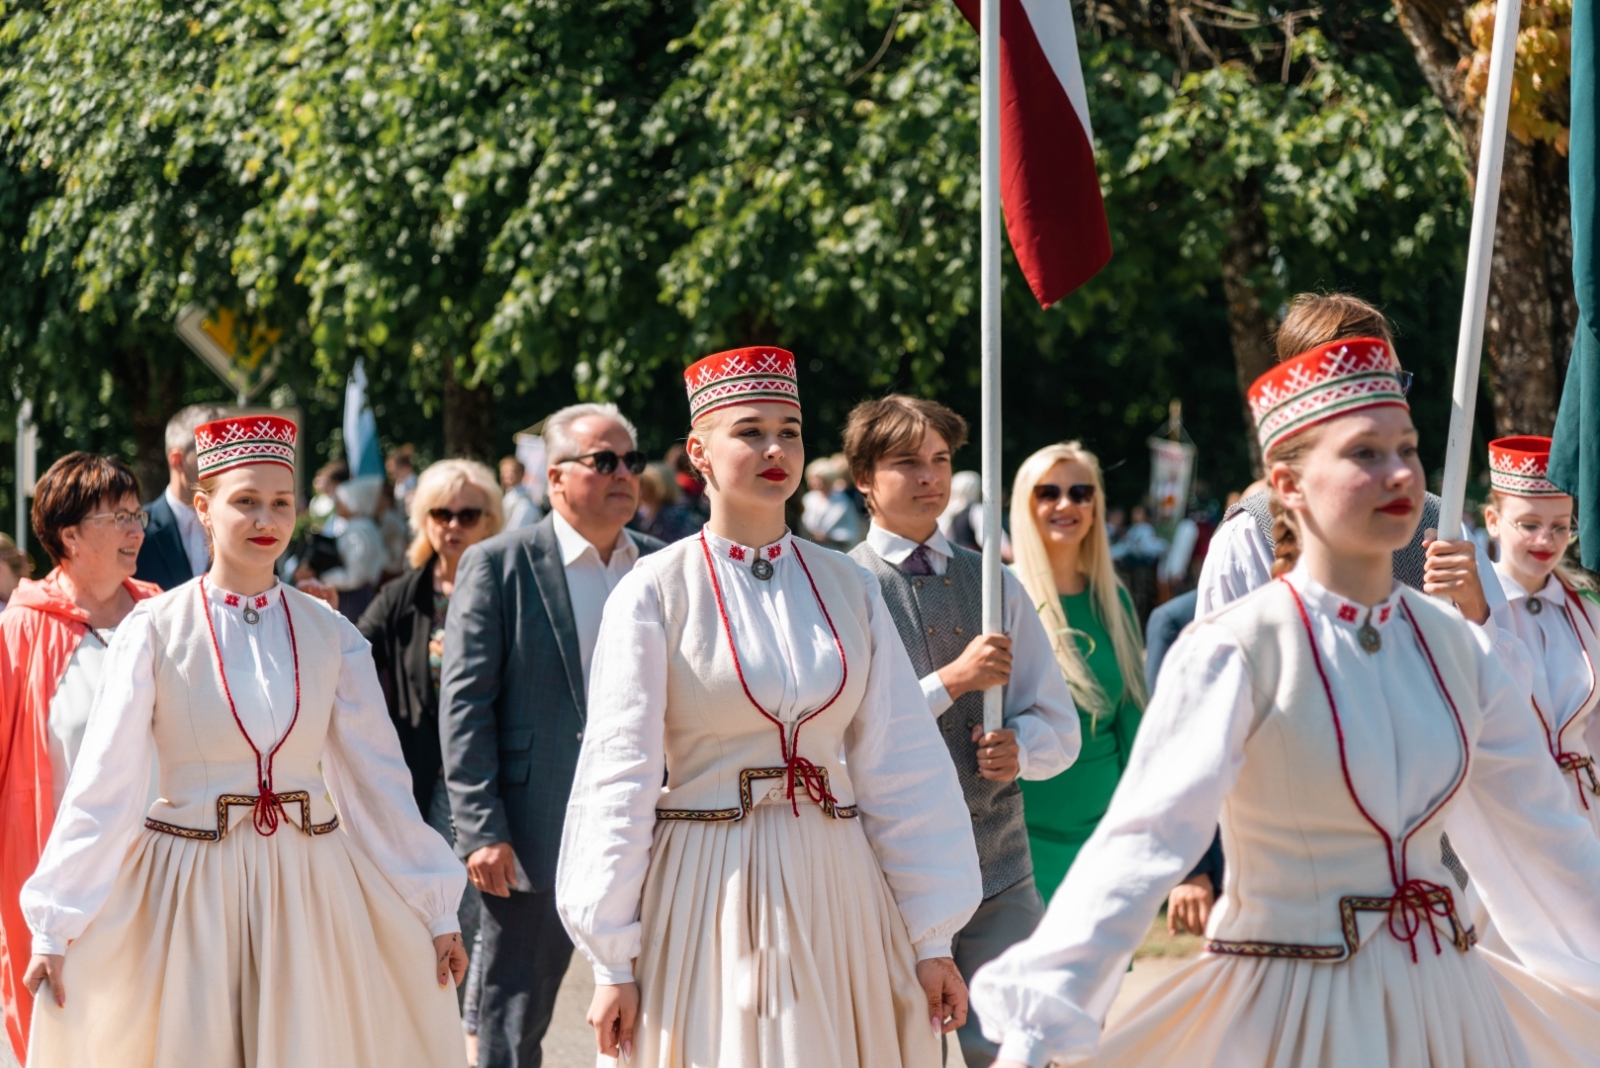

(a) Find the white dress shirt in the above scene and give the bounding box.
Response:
[1494,566,1600,752]
[164,487,211,578]
[23,581,466,952]
[863,522,1081,780]
[550,509,639,683]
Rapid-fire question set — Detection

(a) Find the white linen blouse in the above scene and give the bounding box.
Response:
[23,580,466,954]
[970,567,1600,1065]
[556,529,983,984]
[1494,566,1600,752]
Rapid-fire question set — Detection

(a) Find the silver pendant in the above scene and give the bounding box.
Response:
[242,606,260,625]
[751,557,774,581]
[1528,597,1544,615]
[1357,620,1381,654]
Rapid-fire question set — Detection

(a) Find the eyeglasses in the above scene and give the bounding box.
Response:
[428,507,484,528]
[558,450,647,476]
[1396,370,1415,395]
[1512,519,1575,539]
[81,509,150,530]
[1033,483,1096,505]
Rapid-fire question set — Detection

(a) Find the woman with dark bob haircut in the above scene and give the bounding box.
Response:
[0,452,161,1063]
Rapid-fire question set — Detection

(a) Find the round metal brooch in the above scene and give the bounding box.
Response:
[751,557,775,581]
[242,605,261,625]
[1357,620,1381,654]
[1528,597,1544,615]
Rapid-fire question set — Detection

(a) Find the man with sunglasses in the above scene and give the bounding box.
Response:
[842,395,1079,1068]
[441,403,662,1068]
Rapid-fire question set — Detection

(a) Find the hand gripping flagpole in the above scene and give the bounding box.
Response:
[980,0,1004,733]
[1438,0,1523,540]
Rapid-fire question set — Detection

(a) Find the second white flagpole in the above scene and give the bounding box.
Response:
[1437,0,1523,540]
[980,0,1004,733]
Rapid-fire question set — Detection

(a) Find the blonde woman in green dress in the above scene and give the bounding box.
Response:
[1009,443,1147,900]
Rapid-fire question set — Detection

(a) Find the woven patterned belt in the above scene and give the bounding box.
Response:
[145,791,340,842]
[656,766,859,823]
[1206,886,1475,963]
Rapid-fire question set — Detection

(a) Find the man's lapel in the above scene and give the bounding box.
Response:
[528,517,587,716]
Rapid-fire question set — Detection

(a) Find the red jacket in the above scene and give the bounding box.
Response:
[0,572,161,1061]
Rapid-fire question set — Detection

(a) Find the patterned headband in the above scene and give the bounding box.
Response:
[194,415,298,479]
[1247,337,1408,454]
[1488,436,1563,498]
[684,347,800,421]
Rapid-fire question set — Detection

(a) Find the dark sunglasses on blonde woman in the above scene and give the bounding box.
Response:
[428,507,484,528]
[1033,483,1096,505]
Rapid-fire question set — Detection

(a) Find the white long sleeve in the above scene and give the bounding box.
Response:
[23,612,160,954]
[322,617,467,937]
[556,545,981,985]
[969,620,1254,1064]
[1195,511,1273,616]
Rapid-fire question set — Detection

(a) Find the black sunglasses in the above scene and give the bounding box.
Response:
[560,449,647,476]
[1033,483,1096,505]
[428,507,484,528]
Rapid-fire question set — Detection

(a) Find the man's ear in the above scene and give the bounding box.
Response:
[168,449,188,474]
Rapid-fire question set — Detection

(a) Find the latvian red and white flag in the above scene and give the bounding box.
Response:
[953,0,1112,307]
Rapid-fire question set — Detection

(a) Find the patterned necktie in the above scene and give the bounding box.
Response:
[901,544,934,576]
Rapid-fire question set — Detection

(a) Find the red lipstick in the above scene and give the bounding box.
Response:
[759,468,788,482]
[1531,550,1556,562]
[1378,499,1415,516]
[249,536,279,546]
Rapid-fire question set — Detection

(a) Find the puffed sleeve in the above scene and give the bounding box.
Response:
[321,616,466,937]
[1445,626,1600,999]
[554,567,668,985]
[969,623,1256,1067]
[841,568,982,960]
[1195,511,1273,614]
[22,613,159,954]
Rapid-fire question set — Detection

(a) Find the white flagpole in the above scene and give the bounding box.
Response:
[980,0,1004,733]
[1437,0,1523,540]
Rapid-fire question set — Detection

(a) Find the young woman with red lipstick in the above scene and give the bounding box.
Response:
[19,415,470,1068]
[557,347,981,1068]
[972,339,1600,1068]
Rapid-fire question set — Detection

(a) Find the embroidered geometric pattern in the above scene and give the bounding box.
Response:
[1207,889,1473,963]
[195,415,298,478]
[144,791,340,842]
[684,347,800,420]
[1488,435,1562,497]
[1247,339,1407,454]
[655,766,859,822]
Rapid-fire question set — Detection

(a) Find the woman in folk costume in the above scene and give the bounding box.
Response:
[20,415,470,1068]
[970,338,1600,1068]
[1482,436,1600,829]
[556,348,982,1067]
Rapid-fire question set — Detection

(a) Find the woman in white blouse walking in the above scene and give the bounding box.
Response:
[557,347,981,1067]
[21,414,468,1068]
[972,338,1600,1068]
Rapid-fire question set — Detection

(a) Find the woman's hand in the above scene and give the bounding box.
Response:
[1167,873,1215,936]
[1422,531,1489,624]
[295,577,340,611]
[587,981,640,1061]
[916,955,968,1036]
[23,953,65,1006]
[434,933,467,988]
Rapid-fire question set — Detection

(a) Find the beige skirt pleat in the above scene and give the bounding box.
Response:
[630,801,940,1068]
[28,826,464,1068]
[1090,937,1531,1067]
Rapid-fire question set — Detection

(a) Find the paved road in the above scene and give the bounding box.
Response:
[532,948,1195,1067]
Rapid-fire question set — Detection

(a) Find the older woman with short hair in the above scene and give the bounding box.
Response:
[0,452,161,1064]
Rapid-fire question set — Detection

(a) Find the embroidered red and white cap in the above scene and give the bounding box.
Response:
[684,347,800,421]
[194,414,298,479]
[1488,435,1564,498]
[1247,337,1408,455]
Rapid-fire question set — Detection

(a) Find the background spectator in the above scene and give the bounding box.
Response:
[308,458,350,528]
[0,535,30,611]
[387,444,419,510]
[304,474,388,622]
[499,456,542,531]
[631,462,702,543]
[0,453,161,1063]
[134,402,226,592]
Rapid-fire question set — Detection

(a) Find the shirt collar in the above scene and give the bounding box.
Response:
[865,522,952,567]
[1286,563,1404,629]
[204,579,284,616]
[701,527,795,571]
[165,486,197,522]
[551,508,636,569]
[1492,563,1562,607]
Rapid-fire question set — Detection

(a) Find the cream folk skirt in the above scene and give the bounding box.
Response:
[1088,936,1549,1067]
[627,800,941,1068]
[28,825,465,1068]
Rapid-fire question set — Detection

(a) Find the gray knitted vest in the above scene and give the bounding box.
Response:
[851,541,1031,899]
[1226,490,1441,591]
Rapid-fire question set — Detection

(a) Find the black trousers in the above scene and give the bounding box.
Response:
[469,887,575,1068]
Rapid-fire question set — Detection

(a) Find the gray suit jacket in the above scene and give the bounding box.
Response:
[439,515,663,892]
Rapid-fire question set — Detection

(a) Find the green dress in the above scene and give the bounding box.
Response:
[1020,588,1143,901]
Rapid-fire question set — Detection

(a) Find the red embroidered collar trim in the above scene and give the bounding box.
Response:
[724,540,784,564]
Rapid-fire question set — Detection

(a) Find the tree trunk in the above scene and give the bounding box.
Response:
[1221,173,1279,475]
[1392,0,1568,437]
[112,343,184,500]
[443,355,497,462]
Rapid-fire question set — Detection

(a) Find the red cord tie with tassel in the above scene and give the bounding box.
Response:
[1385,880,1455,963]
